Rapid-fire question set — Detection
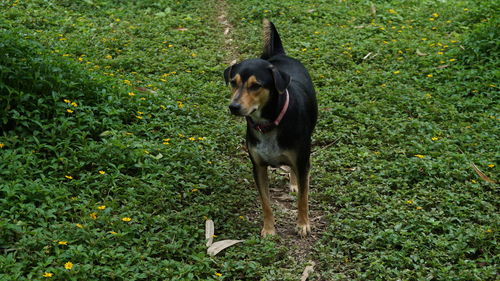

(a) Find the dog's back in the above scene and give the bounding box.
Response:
[260,20,317,135]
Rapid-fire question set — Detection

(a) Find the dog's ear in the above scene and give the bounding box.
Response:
[269,65,290,94]
[223,63,237,85]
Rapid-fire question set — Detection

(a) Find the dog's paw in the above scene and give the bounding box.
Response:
[261,227,277,237]
[296,221,311,237]
[289,184,298,193]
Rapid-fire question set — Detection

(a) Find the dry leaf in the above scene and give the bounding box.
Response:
[207,240,244,256]
[471,163,497,183]
[300,261,316,281]
[135,87,157,94]
[363,52,372,60]
[205,219,214,247]
[416,49,427,56]
[175,27,188,31]
[437,64,449,69]
[370,4,377,17]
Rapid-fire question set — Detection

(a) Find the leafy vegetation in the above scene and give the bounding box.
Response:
[1,0,498,280]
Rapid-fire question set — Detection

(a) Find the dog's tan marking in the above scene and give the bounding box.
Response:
[231,75,270,116]
[254,163,276,236]
[281,150,311,237]
[230,74,242,92]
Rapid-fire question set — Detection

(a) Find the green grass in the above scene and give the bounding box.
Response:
[1,0,498,280]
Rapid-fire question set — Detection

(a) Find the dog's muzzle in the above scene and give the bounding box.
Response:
[229,103,242,115]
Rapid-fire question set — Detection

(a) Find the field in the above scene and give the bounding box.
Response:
[0,0,498,280]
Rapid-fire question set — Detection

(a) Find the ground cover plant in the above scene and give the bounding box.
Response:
[0,0,498,280]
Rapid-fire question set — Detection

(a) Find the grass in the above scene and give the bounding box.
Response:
[0,0,498,280]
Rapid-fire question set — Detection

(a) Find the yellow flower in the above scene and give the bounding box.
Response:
[471,179,477,183]
[302,48,307,52]
[416,206,423,210]
[43,272,54,278]
[122,217,132,222]
[239,215,244,219]
[98,205,106,210]
[66,109,74,113]
[406,200,414,204]
[463,8,469,11]
[189,137,196,141]
[65,175,73,180]
[76,223,83,228]
[191,53,197,57]
[78,57,84,62]
[191,188,199,192]
[437,52,444,55]
[393,70,400,74]
[215,272,222,277]
[70,102,78,107]
[427,74,433,78]
[64,99,71,103]
[128,92,135,96]
[431,137,439,141]
[168,44,173,47]
[64,262,73,270]
[414,154,425,159]
[198,137,205,141]
[105,55,113,59]
[388,9,397,14]
[99,170,106,175]
[449,58,456,62]
[136,115,143,119]
[432,13,439,18]
[109,231,118,235]
[58,241,68,245]
[488,164,495,168]
[123,80,132,85]
[90,212,97,219]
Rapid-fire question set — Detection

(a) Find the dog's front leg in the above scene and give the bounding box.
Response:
[253,163,276,237]
[294,161,311,237]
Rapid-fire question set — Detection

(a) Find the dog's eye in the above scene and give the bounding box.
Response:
[230,80,237,88]
[249,84,261,91]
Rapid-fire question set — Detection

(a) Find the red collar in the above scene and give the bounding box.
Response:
[246,89,289,133]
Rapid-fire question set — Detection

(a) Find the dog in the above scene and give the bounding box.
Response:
[223,19,317,237]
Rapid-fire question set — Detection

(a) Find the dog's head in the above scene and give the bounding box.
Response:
[223,59,290,116]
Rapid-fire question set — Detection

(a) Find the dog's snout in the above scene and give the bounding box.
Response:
[229,103,241,115]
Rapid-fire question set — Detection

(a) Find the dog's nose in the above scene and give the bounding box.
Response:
[229,103,241,115]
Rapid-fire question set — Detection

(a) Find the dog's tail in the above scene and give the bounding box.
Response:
[261,19,285,60]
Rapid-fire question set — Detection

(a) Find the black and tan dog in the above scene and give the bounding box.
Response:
[223,20,317,237]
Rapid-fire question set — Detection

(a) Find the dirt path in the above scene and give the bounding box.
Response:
[214,1,327,276]
[215,0,239,64]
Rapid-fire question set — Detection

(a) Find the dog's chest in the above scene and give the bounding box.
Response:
[249,131,285,166]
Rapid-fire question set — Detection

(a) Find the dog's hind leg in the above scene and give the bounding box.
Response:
[289,168,298,193]
[253,164,276,237]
